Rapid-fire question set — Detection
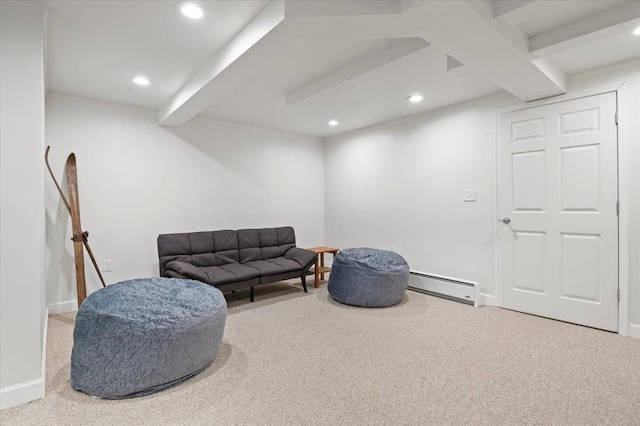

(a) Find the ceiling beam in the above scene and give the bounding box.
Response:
[0,0,47,14]
[275,2,415,42]
[157,1,285,127]
[286,38,430,107]
[492,1,548,27]
[411,0,566,101]
[530,1,640,58]
[284,0,402,18]
[273,0,419,41]
[274,15,415,41]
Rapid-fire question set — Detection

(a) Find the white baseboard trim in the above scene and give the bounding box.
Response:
[629,323,640,339]
[48,299,78,314]
[480,293,498,306]
[0,378,45,410]
[0,308,48,410]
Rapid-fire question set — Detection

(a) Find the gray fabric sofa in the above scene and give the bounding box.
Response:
[157,226,316,301]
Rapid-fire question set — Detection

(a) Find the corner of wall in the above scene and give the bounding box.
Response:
[48,300,78,315]
[629,324,640,340]
[1,3,48,408]
[480,293,498,307]
[321,136,328,247]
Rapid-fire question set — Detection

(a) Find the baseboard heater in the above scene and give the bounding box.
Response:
[408,271,480,308]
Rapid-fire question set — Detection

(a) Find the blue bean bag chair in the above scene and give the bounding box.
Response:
[71,277,227,399]
[328,248,409,307]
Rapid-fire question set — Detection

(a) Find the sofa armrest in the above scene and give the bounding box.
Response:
[284,247,317,271]
[164,261,209,284]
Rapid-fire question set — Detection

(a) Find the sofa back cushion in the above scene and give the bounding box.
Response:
[157,230,239,275]
[237,226,296,263]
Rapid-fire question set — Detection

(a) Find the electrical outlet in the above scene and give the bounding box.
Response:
[103,259,112,272]
[464,189,476,202]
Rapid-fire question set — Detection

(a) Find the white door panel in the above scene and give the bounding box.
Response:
[499,92,618,331]
[512,151,545,211]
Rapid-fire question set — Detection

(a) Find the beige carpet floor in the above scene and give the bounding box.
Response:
[2,281,639,425]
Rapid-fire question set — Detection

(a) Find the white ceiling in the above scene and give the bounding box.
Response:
[553,33,640,75]
[45,0,640,137]
[201,41,502,136]
[516,0,629,36]
[46,1,269,109]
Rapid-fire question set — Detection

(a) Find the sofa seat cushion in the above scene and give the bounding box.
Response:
[165,261,259,286]
[164,260,209,283]
[284,247,318,270]
[200,263,260,285]
[244,257,302,276]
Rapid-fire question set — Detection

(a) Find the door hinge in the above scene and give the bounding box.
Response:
[615,112,619,125]
[616,200,620,216]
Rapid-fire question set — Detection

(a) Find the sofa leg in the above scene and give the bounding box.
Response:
[301,274,308,293]
[250,286,254,302]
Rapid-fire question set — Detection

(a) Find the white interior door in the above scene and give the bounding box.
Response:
[499,92,618,331]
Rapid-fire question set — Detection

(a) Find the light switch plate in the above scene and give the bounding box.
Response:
[464,189,476,202]
[103,259,112,272]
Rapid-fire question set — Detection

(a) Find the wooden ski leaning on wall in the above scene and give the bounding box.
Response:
[45,146,106,306]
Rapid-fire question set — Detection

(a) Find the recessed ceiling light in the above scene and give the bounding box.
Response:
[633,26,640,36]
[133,76,150,86]
[328,120,339,126]
[176,2,205,19]
[408,94,423,103]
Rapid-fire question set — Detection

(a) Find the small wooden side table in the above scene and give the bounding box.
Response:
[307,247,339,288]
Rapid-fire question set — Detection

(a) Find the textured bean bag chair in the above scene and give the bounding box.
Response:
[328,248,410,307]
[71,277,227,399]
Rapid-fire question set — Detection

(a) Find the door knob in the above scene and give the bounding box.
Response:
[501,217,511,224]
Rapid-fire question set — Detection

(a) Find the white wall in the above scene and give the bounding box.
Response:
[325,92,516,299]
[45,94,325,309]
[0,3,47,407]
[325,60,640,330]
